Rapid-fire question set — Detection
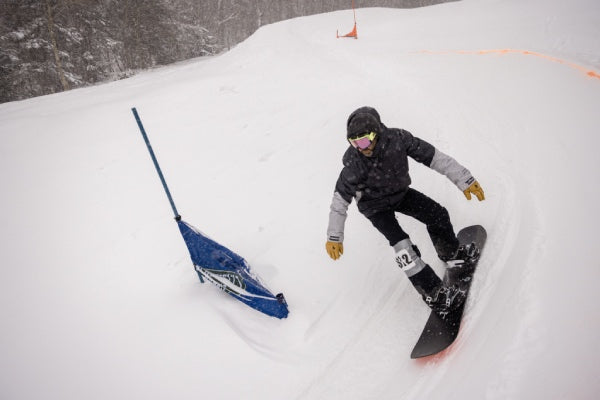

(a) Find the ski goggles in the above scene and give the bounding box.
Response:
[348,131,377,150]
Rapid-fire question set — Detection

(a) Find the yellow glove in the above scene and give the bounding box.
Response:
[326,241,344,260]
[463,180,485,201]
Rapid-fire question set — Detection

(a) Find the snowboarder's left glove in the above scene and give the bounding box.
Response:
[326,241,344,260]
[463,180,485,201]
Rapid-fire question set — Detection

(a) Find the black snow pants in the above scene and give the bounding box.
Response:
[365,188,459,259]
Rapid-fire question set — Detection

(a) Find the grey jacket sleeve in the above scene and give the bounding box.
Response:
[429,148,475,191]
[327,191,350,242]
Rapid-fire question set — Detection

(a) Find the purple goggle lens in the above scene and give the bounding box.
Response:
[349,131,376,150]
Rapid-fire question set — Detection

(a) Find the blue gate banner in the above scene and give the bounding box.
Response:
[177,220,289,319]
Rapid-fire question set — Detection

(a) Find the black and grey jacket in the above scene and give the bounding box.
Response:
[327,126,475,243]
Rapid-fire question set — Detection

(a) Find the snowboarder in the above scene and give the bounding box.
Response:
[325,106,485,315]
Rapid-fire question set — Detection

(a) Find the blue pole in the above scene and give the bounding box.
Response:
[132,107,181,221]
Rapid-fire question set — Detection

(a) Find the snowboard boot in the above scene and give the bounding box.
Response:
[409,264,467,319]
[394,239,466,318]
[444,242,480,272]
[423,284,467,319]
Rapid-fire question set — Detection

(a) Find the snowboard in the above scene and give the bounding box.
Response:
[410,225,487,359]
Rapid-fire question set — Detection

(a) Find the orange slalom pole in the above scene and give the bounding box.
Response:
[337,0,358,39]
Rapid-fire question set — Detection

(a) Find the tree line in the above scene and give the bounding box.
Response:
[0,0,453,103]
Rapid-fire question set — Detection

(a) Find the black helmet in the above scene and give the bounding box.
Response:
[346,106,382,139]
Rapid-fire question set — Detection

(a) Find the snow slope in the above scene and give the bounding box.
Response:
[1,0,599,399]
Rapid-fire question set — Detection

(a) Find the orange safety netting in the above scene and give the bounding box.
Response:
[417,49,599,80]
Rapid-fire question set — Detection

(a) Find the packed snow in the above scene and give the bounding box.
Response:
[1,0,599,399]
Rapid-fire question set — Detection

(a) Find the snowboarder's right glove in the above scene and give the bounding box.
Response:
[463,180,485,201]
[326,241,344,260]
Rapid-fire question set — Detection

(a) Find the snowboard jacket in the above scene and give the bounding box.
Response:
[327,122,475,243]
